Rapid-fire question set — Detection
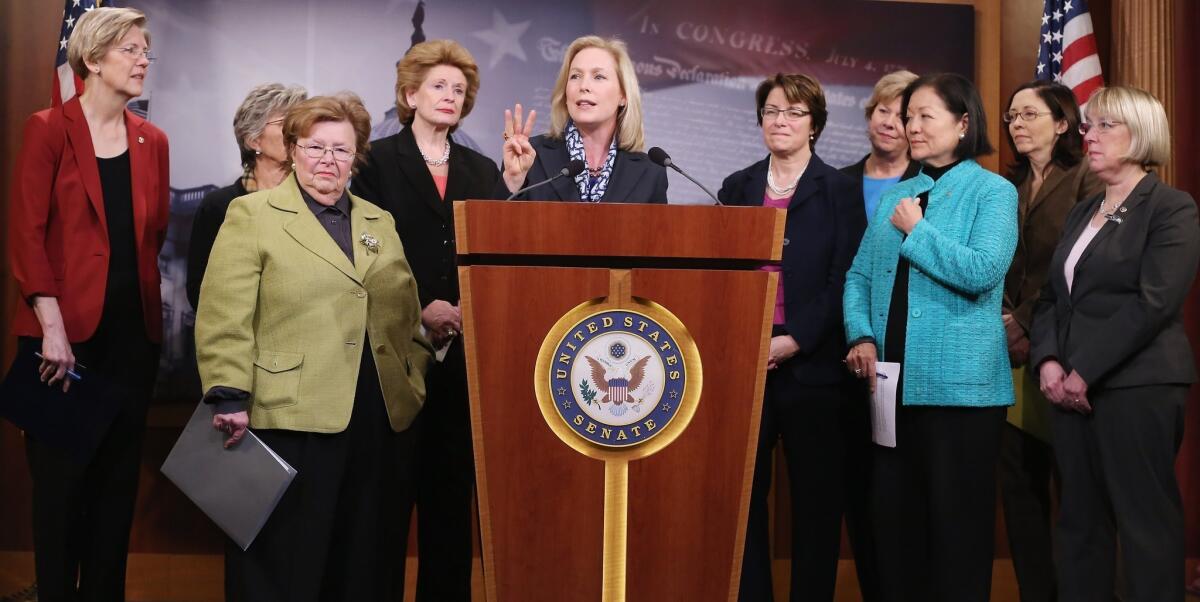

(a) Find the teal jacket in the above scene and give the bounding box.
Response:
[844,160,1018,407]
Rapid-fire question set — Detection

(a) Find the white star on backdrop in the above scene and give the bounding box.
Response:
[1042,13,1050,26]
[472,10,531,69]
[1065,1,1074,12]
[1037,62,1045,74]
[66,15,75,28]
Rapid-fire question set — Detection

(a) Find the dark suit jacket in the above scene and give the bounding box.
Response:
[840,153,922,222]
[7,96,170,343]
[186,179,248,310]
[1003,162,1103,333]
[1030,172,1199,387]
[351,126,501,307]
[504,134,668,203]
[719,153,866,385]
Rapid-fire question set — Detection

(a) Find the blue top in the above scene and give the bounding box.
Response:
[844,160,1018,408]
[862,174,902,222]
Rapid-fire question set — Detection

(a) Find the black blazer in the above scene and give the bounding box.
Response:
[840,153,922,222]
[504,134,668,203]
[719,153,866,385]
[351,126,501,307]
[186,178,248,310]
[1030,172,1199,388]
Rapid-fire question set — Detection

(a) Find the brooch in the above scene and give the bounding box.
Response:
[359,232,381,254]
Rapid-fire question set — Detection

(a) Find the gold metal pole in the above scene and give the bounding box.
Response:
[602,458,629,602]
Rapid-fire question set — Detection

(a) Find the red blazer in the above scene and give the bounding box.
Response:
[8,96,170,343]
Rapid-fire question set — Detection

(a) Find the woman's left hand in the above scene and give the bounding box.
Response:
[890,198,923,235]
[1061,370,1091,414]
[767,335,800,370]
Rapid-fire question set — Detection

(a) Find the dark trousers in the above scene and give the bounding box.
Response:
[872,404,1006,602]
[225,346,417,602]
[999,423,1058,602]
[1052,384,1187,602]
[414,340,475,602]
[21,326,157,602]
[739,368,877,602]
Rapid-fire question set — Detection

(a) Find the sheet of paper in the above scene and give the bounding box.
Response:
[871,362,900,448]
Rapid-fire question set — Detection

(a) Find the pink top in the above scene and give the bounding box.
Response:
[432,174,448,200]
[1064,221,1102,294]
[762,192,790,325]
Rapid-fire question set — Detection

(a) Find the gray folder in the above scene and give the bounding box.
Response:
[161,402,297,550]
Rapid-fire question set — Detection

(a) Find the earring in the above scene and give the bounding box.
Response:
[410,104,417,109]
[810,134,815,141]
[255,150,262,156]
[959,132,966,139]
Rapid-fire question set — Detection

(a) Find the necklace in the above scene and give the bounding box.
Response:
[420,140,450,166]
[1095,196,1127,223]
[767,155,806,197]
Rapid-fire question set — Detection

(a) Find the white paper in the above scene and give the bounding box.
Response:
[871,362,901,448]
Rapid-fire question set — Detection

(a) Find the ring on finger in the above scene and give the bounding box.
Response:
[503,132,510,141]
[854,368,863,376]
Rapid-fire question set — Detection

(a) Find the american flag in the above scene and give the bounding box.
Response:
[1036,0,1104,111]
[54,0,107,106]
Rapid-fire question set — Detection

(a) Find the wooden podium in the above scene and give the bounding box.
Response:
[455,200,784,601]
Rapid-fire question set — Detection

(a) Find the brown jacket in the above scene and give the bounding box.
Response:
[1003,162,1102,333]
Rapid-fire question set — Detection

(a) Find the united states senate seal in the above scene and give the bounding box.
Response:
[541,307,694,449]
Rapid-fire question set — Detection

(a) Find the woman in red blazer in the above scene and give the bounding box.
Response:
[5,7,168,601]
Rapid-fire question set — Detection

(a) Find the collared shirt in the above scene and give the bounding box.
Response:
[299,185,354,262]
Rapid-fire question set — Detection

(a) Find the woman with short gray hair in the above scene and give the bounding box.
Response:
[186,82,307,309]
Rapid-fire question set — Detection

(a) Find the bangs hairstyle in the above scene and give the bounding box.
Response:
[901,73,994,160]
[234,83,309,169]
[1003,80,1085,183]
[864,70,919,120]
[283,93,373,174]
[394,39,481,134]
[1086,86,1171,168]
[67,7,150,80]
[548,36,646,152]
[755,73,828,148]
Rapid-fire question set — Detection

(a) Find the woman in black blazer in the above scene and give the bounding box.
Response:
[186,83,307,310]
[499,35,667,203]
[1030,86,1199,602]
[350,40,499,602]
[719,73,871,602]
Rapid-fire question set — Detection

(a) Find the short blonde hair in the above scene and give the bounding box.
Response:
[284,93,373,174]
[234,83,309,168]
[1086,86,1171,167]
[67,7,150,80]
[863,70,919,120]
[548,36,645,152]
[394,40,481,134]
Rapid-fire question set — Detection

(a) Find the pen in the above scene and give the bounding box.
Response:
[34,352,84,382]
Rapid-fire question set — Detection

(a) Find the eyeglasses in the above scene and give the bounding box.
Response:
[760,107,811,122]
[297,142,354,162]
[114,45,156,63]
[1003,109,1052,123]
[1078,119,1124,135]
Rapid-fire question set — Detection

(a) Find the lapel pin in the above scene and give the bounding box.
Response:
[137,136,144,144]
[1120,207,1127,213]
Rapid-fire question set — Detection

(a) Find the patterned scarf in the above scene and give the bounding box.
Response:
[565,120,617,202]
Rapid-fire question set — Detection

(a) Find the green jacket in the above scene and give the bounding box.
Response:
[196,174,434,433]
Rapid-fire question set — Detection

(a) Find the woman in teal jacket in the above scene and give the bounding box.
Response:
[842,73,1017,602]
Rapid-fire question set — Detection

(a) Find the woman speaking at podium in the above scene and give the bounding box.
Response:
[717,73,869,601]
[498,35,668,203]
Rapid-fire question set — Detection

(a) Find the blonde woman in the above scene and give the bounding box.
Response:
[500,35,667,203]
[1030,86,1199,601]
[6,7,168,600]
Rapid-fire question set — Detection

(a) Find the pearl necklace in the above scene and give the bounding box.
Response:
[767,156,806,197]
[420,140,450,166]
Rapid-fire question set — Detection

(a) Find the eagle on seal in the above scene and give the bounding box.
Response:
[585,356,650,405]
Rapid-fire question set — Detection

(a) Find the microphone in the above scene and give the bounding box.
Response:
[647,147,722,205]
[505,159,586,201]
